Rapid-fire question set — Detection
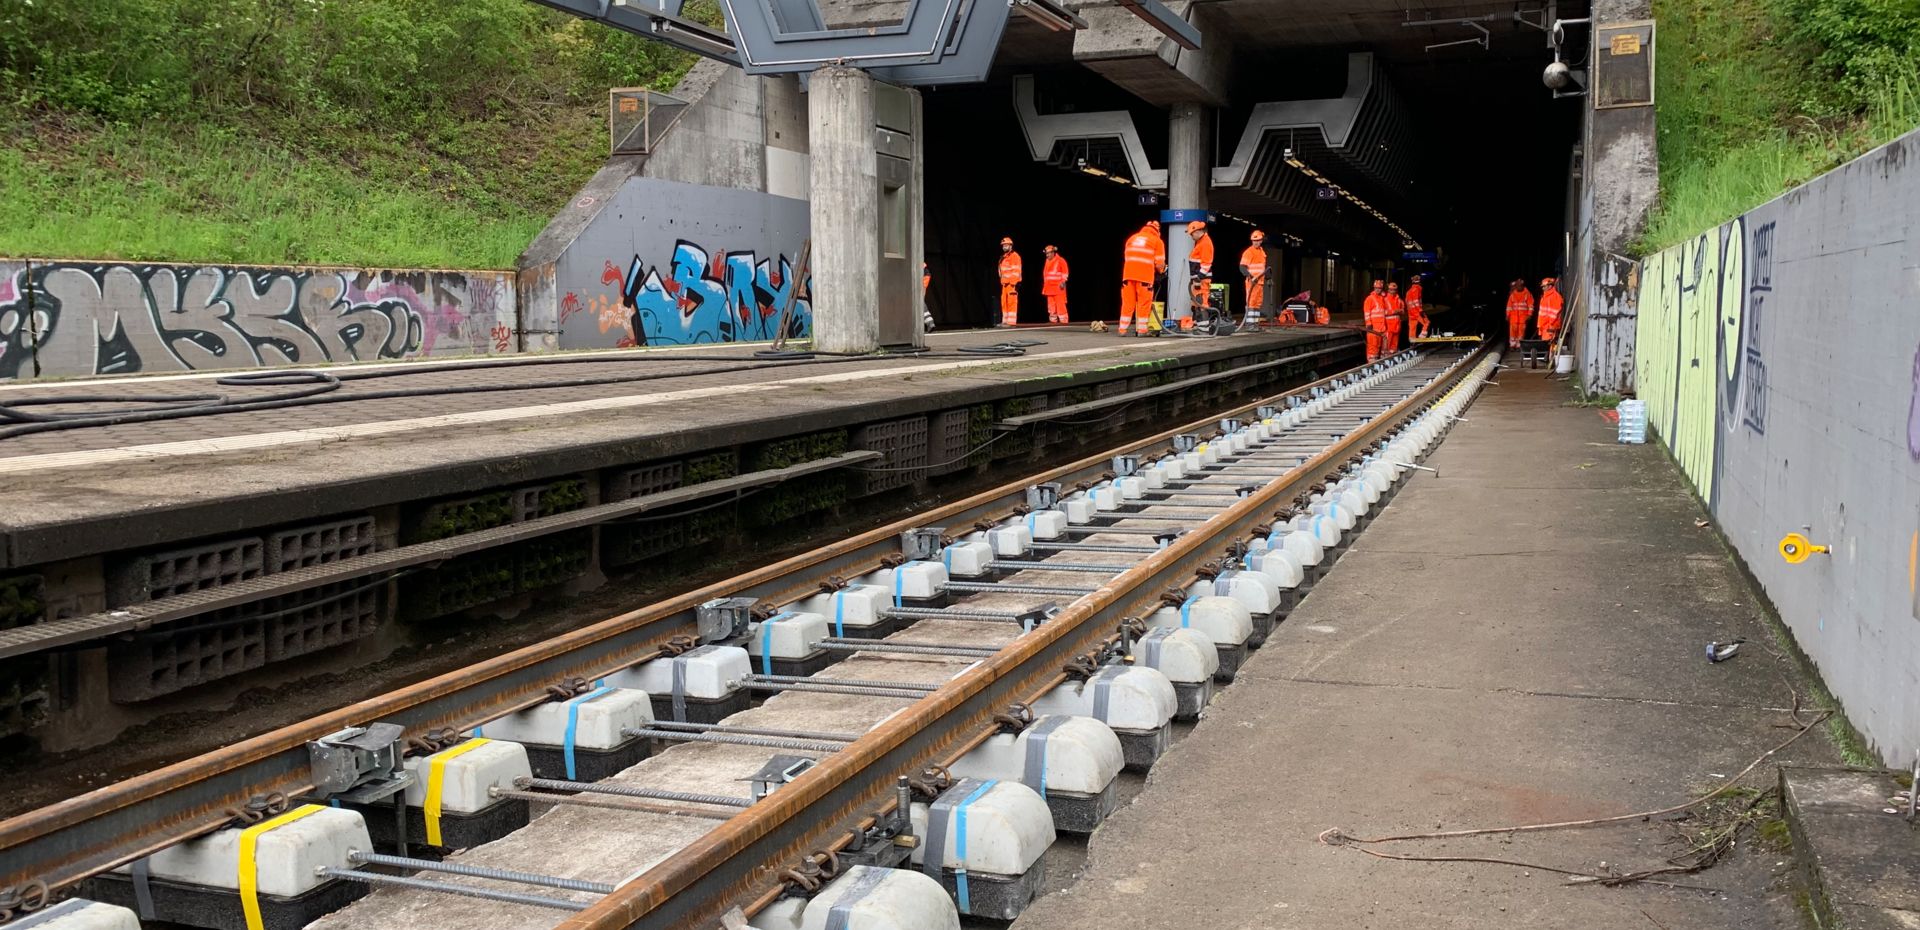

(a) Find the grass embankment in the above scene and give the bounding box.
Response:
[1643,0,1920,250]
[0,0,699,268]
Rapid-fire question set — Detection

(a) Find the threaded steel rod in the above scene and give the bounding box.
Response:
[943,581,1096,596]
[987,561,1126,573]
[742,679,937,699]
[883,606,1028,622]
[1029,542,1159,553]
[318,868,589,911]
[747,673,937,691]
[491,788,734,819]
[517,777,752,808]
[346,851,615,894]
[649,720,869,741]
[816,639,998,657]
[623,726,848,752]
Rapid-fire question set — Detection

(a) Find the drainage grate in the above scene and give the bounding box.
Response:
[853,416,928,495]
[515,478,590,522]
[608,461,684,501]
[108,618,268,703]
[930,409,973,477]
[262,582,385,663]
[266,517,377,573]
[109,538,265,606]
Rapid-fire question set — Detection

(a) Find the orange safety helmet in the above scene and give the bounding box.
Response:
[1043,244,1057,253]
[1186,221,1207,236]
[1540,276,1557,287]
[1146,219,1160,229]
[1000,237,1013,246]
[1250,230,1266,242]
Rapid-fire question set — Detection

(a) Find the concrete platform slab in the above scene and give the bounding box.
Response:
[0,326,1356,567]
[1781,766,1920,929]
[1008,373,1841,930]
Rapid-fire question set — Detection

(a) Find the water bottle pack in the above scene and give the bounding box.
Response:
[1616,398,1647,444]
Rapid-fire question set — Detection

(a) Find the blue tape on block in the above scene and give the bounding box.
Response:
[1180,595,1200,628]
[563,686,614,780]
[833,592,846,638]
[954,779,996,914]
[758,612,793,676]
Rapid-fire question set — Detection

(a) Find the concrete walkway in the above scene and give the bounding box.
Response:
[1012,371,1837,930]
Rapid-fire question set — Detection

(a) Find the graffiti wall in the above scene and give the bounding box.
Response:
[1635,128,1920,765]
[536,176,812,349]
[0,261,516,378]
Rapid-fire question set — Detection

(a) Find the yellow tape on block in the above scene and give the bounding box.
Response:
[238,804,326,930]
[424,738,491,846]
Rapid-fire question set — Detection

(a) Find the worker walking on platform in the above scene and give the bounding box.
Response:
[1041,245,1070,324]
[1363,279,1391,361]
[1120,220,1165,336]
[1314,301,1330,325]
[1384,281,1406,354]
[1239,231,1270,324]
[1537,277,1564,344]
[1506,278,1535,345]
[1185,221,1214,330]
[1406,273,1429,340]
[998,237,1022,326]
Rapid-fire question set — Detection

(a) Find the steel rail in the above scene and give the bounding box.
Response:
[0,337,1370,897]
[550,347,1488,930]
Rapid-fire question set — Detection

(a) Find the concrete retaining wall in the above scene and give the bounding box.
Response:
[1634,126,1920,765]
[518,62,814,350]
[0,260,515,379]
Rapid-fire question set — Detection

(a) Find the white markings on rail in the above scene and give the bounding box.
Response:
[0,348,1120,473]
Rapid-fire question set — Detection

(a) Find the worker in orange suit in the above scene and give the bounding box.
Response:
[1184,221,1214,330]
[997,237,1022,327]
[1406,273,1429,340]
[1120,220,1165,336]
[1041,245,1070,324]
[1506,278,1535,345]
[1239,231,1270,324]
[1537,277,1564,343]
[922,262,930,295]
[1363,279,1391,361]
[1384,281,1406,354]
[1314,301,1330,325]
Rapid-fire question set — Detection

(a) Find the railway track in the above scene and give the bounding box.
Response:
[0,342,1497,930]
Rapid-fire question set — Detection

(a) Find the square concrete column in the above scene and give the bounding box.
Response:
[808,65,881,354]
[1165,102,1209,325]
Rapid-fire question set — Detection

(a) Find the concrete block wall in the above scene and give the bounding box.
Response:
[0,260,516,379]
[518,61,815,351]
[1634,126,1920,766]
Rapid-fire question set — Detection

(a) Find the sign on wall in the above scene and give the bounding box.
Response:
[1594,21,1655,109]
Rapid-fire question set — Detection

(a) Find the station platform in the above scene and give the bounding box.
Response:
[0,325,1356,569]
[1011,371,1840,929]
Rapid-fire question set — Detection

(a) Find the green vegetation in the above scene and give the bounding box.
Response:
[1642,0,1920,250]
[0,0,701,267]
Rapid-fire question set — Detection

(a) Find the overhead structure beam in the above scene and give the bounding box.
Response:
[1111,0,1201,49]
[530,0,741,64]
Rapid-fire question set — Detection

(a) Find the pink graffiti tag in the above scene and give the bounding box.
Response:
[560,291,584,325]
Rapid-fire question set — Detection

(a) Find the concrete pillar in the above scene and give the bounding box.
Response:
[1577,0,1657,393]
[1165,102,1209,325]
[808,65,881,354]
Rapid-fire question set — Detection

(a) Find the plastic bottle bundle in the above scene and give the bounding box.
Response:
[1616,398,1648,444]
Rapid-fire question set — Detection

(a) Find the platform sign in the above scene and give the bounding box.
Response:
[1159,208,1211,224]
[1315,186,1337,201]
[1402,250,1437,264]
[1137,192,1162,207]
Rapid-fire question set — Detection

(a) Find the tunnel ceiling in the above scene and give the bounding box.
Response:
[968,0,1588,274]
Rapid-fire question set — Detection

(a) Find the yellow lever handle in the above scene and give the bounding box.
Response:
[1780,532,1830,565]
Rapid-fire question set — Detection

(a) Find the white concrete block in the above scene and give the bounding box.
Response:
[1243,547,1303,588]
[1147,595,1252,647]
[941,540,995,578]
[748,611,829,668]
[908,781,1054,876]
[479,687,653,750]
[607,645,750,699]
[792,584,891,635]
[800,866,959,930]
[1024,510,1068,540]
[124,806,368,897]
[869,561,947,601]
[23,898,140,930]
[1132,626,1219,683]
[947,715,1122,796]
[1116,476,1146,500]
[1063,496,1095,525]
[403,739,532,814]
[1030,666,1177,732]
[985,524,1032,557]
[1205,569,1281,615]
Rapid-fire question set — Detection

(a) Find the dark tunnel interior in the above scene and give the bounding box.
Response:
[921,19,1584,335]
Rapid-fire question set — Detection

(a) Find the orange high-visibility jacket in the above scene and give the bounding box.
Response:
[999,252,1023,286]
[1189,236,1214,278]
[1385,294,1405,316]
[1042,255,1069,295]
[1406,283,1424,313]
[1238,246,1267,279]
[1314,305,1331,324]
[1363,292,1391,328]
[1507,288,1535,315]
[1123,227,1165,283]
[1539,287,1564,317]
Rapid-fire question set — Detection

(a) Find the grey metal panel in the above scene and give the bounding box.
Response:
[874,82,915,133]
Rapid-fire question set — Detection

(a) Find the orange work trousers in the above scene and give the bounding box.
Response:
[1244,280,1265,317]
[1366,327,1387,361]
[1384,316,1402,354]
[1538,314,1561,344]
[1045,293,1067,323]
[1508,312,1530,344]
[1120,280,1154,333]
[1000,285,1019,325]
[1408,311,1429,340]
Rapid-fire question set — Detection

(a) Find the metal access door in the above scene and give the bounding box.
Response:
[874,82,923,347]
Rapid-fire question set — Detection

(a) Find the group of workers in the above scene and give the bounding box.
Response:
[1504,277,1564,346]
[1359,276,1431,361]
[994,220,1325,336]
